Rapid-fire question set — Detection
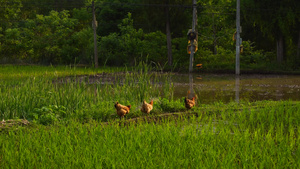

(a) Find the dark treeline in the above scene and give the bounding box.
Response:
[0,0,299,71]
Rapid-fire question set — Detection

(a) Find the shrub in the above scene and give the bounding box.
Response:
[29,105,66,125]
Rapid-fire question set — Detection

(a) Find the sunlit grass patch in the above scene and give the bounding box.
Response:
[1,102,299,168]
[0,65,126,81]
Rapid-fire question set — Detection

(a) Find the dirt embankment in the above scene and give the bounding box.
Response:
[0,119,30,132]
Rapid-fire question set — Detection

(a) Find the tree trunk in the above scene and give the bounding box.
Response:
[213,39,217,55]
[92,1,98,68]
[213,14,217,55]
[213,28,217,55]
[276,35,284,63]
[165,0,172,66]
[297,30,300,59]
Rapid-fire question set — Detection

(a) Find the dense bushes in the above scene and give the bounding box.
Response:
[1,7,298,72]
[0,10,93,65]
[98,13,169,67]
[0,9,243,70]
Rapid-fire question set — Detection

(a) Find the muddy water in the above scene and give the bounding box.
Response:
[171,74,300,104]
[56,73,300,104]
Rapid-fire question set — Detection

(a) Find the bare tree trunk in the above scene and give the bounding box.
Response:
[213,28,217,55]
[92,1,98,68]
[276,35,284,63]
[297,30,300,59]
[213,14,217,55]
[165,0,172,66]
[213,39,217,55]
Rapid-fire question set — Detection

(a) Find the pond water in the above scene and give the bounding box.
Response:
[57,73,300,104]
[171,74,300,104]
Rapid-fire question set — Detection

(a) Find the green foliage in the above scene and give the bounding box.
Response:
[0,10,94,64]
[241,0,300,67]
[69,27,94,64]
[0,0,299,71]
[142,31,167,65]
[99,13,168,67]
[158,98,185,112]
[71,8,92,28]
[95,0,135,36]
[135,0,191,37]
[198,0,236,54]
[242,0,298,38]
[198,46,235,70]
[99,33,122,66]
[1,28,23,61]
[172,37,191,69]
[20,0,86,16]
[0,0,22,25]
[30,105,66,125]
[23,10,79,64]
[240,41,270,66]
[117,13,144,64]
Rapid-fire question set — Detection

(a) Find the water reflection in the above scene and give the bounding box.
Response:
[188,73,195,99]
[174,74,300,104]
[187,74,240,103]
[235,76,240,103]
[56,73,300,104]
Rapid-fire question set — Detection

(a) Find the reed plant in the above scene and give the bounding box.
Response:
[0,64,175,123]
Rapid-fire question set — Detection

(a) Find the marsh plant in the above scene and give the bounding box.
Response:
[0,64,175,123]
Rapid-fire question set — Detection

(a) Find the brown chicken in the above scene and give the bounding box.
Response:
[114,102,131,118]
[141,100,153,114]
[184,97,196,110]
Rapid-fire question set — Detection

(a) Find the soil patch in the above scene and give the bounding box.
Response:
[0,119,30,132]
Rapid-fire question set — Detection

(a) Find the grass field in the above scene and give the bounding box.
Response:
[1,65,300,168]
[0,64,177,122]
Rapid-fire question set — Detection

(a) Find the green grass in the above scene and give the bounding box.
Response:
[1,101,300,168]
[0,64,177,123]
[0,65,126,80]
[0,65,300,168]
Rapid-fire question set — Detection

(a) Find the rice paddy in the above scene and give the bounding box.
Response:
[0,65,300,168]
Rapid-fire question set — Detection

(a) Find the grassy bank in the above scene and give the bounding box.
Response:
[0,65,127,80]
[0,64,178,123]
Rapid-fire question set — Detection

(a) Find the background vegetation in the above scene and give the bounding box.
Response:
[0,0,299,71]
